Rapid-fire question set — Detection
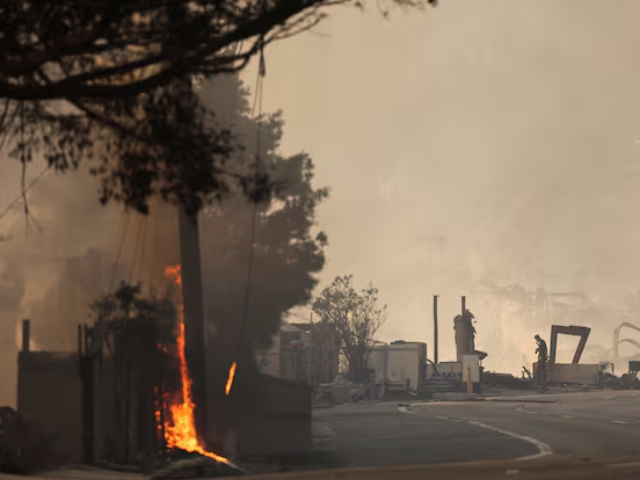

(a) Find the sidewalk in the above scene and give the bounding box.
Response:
[1,468,143,480]
[6,456,640,480]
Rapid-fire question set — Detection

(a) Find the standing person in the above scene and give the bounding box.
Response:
[534,334,548,385]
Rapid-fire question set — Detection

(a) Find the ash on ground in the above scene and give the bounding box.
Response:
[150,450,244,479]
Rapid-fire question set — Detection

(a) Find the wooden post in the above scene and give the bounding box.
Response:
[22,319,30,352]
[466,367,473,393]
[433,296,439,365]
[178,207,208,446]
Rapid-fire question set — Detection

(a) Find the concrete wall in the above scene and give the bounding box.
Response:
[533,362,599,384]
[235,373,312,458]
[18,351,83,466]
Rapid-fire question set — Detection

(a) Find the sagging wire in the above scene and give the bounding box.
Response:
[147,198,160,293]
[0,100,18,155]
[226,41,267,397]
[0,98,47,238]
[128,214,148,284]
[19,101,41,236]
[0,166,49,223]
[109,210,132,291]
[136,214,150,283]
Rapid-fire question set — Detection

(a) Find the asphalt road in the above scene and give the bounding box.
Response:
[312,401,538,469]
[312,391,640,470]
[412,391,640,460]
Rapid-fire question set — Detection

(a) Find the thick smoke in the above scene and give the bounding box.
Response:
[0,160,111,404]
[0,157,180,406]
[415,0,640,372]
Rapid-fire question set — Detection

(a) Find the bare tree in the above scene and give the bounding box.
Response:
[312,274,386,377]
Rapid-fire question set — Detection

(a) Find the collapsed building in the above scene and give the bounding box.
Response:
[424,294,640,393]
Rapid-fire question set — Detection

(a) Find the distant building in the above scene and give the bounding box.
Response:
[256,322,340,385]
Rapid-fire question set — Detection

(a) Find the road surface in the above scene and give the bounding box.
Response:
[312,391,640,470]
[251,457,640,480]
[13,457,640,480]
[312,401,538,469]
[412,390,640,459]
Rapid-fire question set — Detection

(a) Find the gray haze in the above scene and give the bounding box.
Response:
[0,161,177,406]
[247,0,640,372]
[3,0,640,406]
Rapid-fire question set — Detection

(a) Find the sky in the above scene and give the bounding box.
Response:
[242,0,640,371]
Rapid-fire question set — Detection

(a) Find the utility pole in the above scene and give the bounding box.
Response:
[22,319,30,353]
[178,207,207,445]
[433,296,439,364]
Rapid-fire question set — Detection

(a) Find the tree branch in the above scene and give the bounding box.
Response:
[0,0,333,102]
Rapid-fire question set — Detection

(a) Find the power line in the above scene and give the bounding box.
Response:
[147,199,160,291]
[128,214,146,284]
[135,214,149,283]
[289,312,313,322]
[0,165,50,223]
[0,101,19,156]
[236,45,266,360]
[109,210,131,290]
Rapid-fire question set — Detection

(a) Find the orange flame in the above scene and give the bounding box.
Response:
[225,362,237,396]
[162,265,228,464]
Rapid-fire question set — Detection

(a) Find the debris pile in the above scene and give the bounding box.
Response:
[482,372,535,391]
[597,362,640,390]
[314,375,373,404]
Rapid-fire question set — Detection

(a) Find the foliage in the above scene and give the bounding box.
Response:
[312,274,386,374]
[91,281,180,392]
[0,0,436,214]
[199,75,328,349]
[92,282,177,343]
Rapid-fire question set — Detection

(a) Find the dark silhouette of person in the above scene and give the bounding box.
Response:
[534,334,548,384]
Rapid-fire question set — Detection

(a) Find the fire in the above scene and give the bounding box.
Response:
[225,362,237,396]
[162,265,228,464]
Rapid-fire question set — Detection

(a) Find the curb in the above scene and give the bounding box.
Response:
[487,398,560,404]
[416,397,560,405]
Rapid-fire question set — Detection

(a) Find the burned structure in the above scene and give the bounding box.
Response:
[453,299,487,363]
[453,309,475,362]
[533,325,598,385]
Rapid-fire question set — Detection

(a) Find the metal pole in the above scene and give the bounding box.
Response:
[83,323,89,354]
[308,312,313,384]
[78,324,83,358]
[461,296,466,314]
[433,296,439,365]
[22,319,30,352]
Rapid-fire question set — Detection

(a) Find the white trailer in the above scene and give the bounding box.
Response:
[368,342,427,392]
